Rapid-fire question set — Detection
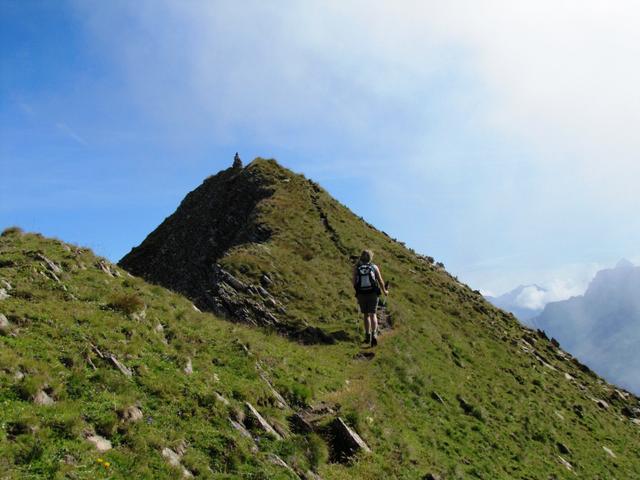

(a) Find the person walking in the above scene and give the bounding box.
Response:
[353,249,388,347]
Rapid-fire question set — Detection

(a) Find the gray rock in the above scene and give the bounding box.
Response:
[267,454,300,478]
[36,254,63,274]
[602,446,616,458]
[0,279,12,290]
[161,447,193,477]
[330,417,371,459]
[558,455,574,472]
[34,389,55,405]
[109,354,133,377]
[0,288,10,300]
[121,405,143,423]
[184,358,193,375]
[229,418,253,440]
[214,392,230,406]
[86,434,112,452]
[245,402,282,440]
[0,313,10,330]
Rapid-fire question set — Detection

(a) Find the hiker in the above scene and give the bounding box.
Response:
[353,249,388,347]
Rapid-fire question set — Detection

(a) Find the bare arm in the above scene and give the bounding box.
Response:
[374,266,388,295]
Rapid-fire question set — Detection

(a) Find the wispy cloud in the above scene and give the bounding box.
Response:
[68,1,640,291]
[55,122,87,146]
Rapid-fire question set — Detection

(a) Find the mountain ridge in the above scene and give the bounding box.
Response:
[532,260,640,394]
[2,158,640,478]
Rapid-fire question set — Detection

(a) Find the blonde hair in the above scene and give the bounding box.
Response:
[359,249,373,265]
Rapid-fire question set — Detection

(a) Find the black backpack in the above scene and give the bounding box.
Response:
[355,263,379,294]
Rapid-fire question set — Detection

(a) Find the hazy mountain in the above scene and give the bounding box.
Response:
[485,284,547,323]
[1,159,639,478]
[532,259,640,394]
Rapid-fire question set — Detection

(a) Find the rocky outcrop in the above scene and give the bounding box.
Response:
[119,164,274,319]
[330,417,371,461]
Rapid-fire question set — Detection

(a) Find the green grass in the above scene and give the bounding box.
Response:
[1,159,639,479]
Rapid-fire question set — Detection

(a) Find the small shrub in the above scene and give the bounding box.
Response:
[1,226,24,237]
[108,293,145,315]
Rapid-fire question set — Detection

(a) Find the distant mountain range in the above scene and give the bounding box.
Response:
[485,284,547,323]
[530,259,640,394]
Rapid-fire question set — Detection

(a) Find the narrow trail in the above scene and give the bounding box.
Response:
[308,180,351,258]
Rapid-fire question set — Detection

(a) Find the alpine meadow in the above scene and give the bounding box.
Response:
[1,159,638,479]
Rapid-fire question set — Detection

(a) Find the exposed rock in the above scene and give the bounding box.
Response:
[161,447,193,478]
[86,434,112,452]
[229,418,253,440]
[192,304,201,312]
[0,288,10,300]
[256,362,289,409]
[592,398,609,410]
[109,354,133,377]
[14,370,25,381]
[184,358,193,375]
[602,446,616,458]
[564,372,573,381]
[431,391,445,404]
[175,439,188,457]
[0,279,12,290]
[121,405,143,423]
[34,389,54,405]
[267,454,300,478]
[290,412,314,434]
[214,392,230,406]
[422,474,442,480]
[558,455,574,472]
[96,260,116,277]
[36,253,63,274]
[330,417,371,461]
[245,402,282,440]
[0,313,10,331]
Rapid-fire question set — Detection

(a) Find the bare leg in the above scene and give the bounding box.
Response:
[371,313,378,336]
[363,313,371,334]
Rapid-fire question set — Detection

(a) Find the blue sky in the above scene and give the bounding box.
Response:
[2,1,640,299]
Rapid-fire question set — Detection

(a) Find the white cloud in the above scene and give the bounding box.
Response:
[72,1,640,291]
[514,279,587,310]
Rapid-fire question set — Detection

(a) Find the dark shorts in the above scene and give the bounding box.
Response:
[357,293,379,314]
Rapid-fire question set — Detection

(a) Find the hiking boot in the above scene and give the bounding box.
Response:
[363,333,371,344]
[370,333,378,347]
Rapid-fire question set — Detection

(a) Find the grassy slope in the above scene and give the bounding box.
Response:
[1,159,639,479]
